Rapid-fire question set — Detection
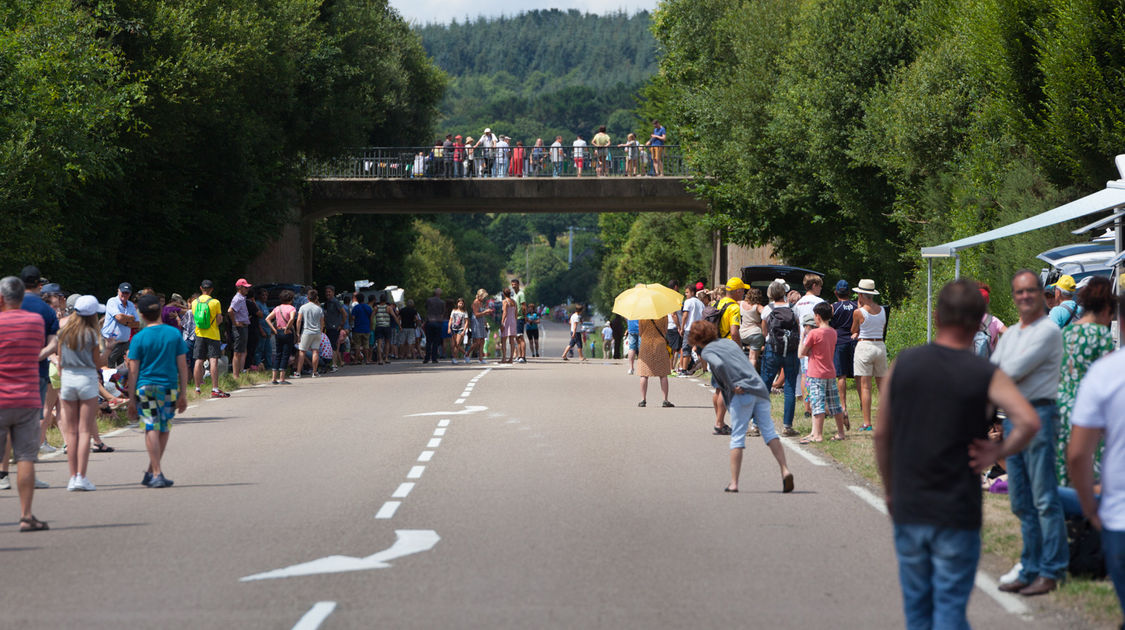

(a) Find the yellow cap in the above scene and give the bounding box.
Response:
[1052,275,1077,293]
[725,277,748,291]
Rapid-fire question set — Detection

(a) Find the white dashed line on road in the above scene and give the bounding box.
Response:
[427,438,442,448]
[407,466,425,479]
[454,398,466,404]
[418,451,434,462]
[434,428,447,436]
[392,483,415,498]
[438,419,450,427]
[292,601,337,630]
[375,501,401,519]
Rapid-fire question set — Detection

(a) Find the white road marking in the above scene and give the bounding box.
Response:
[438,420,450,427]
[846,485,1032,618]
[434,428,447,436]
[427,438,442,448]
[847,485,887,515]
[241,530,441,581]
[292,601,337,630]
[407,466,425,479]
[506,419,520,424]
[460,391,472,398]
[781,439,830,466]
[101,427,131,439]
[454,398,466,404]
[407,405,487,417]
[418,451,434,462]
[974,571,1032,617]
[375,501,401,519]
[392,482,415,498]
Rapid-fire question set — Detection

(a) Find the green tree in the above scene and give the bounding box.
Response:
[404,221,469,311]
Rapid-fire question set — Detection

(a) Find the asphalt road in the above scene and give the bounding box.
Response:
[0,321,1085,629]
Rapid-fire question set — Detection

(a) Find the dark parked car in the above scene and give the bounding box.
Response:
[256,283,307,309]
[740,265,823,299]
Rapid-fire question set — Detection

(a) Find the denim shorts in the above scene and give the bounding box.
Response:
[627,333,639,353]
[727,393,777,449]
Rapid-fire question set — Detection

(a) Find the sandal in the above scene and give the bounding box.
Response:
[829,435,847,441]
[798,436,823,444]
[19,515,49,532]
[713,424,732,435]
[91,442,115,453]
[661,400,674,408]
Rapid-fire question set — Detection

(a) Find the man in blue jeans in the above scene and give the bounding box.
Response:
[760,280,800,437]
[876,279,1039,628]
[992,270,1068,596]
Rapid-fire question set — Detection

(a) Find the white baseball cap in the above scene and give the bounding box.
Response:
[74,295,106,317]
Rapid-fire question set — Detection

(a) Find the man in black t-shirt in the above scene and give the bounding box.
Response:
[874,279,1039,629]
[828,280,858,415]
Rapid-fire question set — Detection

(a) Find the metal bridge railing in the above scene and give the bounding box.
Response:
[307,145,688,179]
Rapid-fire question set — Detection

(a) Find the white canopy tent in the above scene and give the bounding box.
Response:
[920,156,1125,342]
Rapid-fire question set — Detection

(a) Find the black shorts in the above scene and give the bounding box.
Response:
[374,326,391,341]
[526,328,539,340]
[231,326,249,353]
[834,340,856,378]
[194,337,222,360]
[325,327,341,352]
[517,320,526,335]
[666,329,682,351]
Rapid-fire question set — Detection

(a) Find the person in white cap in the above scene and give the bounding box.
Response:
[58,294,107,491]
[475,129,496,177]
[851,279,888,431]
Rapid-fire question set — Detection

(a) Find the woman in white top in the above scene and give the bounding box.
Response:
[448,298,469,364]
[850,279,888,431]
[57,296,106,491]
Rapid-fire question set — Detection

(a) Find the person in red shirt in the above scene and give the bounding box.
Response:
[798,302,847,443]
[0,277,48,531]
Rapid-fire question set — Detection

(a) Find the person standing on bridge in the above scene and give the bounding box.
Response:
[875,279,1039,628]
[689,320,792,494]
[442,134,453,178]
[572,133,587,177]
[453,135,465,178]
[619,133,640,176]
[495,135,510,178]
[475,129,496,177]
[509,141,525,178]
[648,120,666,176]
[592,126,611,176]
[550,136,564,177]
[464,136,475,178]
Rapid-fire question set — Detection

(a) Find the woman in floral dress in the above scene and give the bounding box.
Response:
[1056,276,1116,486]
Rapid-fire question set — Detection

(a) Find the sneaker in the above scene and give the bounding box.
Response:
[66,476,76,491]
[291,373,301,379]
[39,441,57,454]
[70,475,95,491]
[142,471,152,486]
[34,478,49,489]
[0,476,9,490]
[311,372,320,378]
[517,358,526,364]
[479,359,486,364]
[148,474,172,489]
[210,390,230,399]
[451,359,458,365]
[329,366,338,373]
[279,380,292,385]
[627,368,634,375]
[271,380,279,385]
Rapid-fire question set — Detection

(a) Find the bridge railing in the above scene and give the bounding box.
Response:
[307,145,689,179]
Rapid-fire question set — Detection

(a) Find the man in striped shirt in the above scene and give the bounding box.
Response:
[0,276,48,531]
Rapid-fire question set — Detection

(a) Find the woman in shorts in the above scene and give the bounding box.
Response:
[58,295,106,491]
[469,289,493,364]
[448,299,469,364]
[739,288,765,371]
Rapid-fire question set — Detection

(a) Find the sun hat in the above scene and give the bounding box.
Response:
[773,278,791,293]
[484,127,492,134]
[74,295,106,317]
[854,279,880,295]
[725,277,749,291]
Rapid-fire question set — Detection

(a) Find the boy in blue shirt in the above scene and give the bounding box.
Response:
[125,295,188,488]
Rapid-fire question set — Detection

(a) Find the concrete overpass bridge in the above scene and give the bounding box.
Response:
[247,147,763,283]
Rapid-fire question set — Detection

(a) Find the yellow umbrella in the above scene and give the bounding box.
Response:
[612,283,683,321]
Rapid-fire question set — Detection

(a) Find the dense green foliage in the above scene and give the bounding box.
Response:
[1,0,443,295]
[650,0,1125,351]
[416,10,657,142]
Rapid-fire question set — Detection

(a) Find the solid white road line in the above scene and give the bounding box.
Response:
[418,451,434,462]
[292,601,337,630]
[847,485,887,515]
[375,501,401,519]
[846,485,1032,618]
[392,483,415,498]
[434,428,447,436]
[781,439,830,467]
[407,466,425,479]
[100,427,131,439]
[438,419,450,427]
[427,438,442,448]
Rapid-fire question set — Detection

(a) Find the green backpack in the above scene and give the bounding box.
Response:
[193,296,213,330]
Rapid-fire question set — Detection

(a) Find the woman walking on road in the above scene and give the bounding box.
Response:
[690,321,793,494]
[266,290,297,384]
[499,288,518,363]
[448,299,469,364]
[58,296,106,491]
[636,318,673,408]
[470,289,493,364]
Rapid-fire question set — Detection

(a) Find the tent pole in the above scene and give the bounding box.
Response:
[954,254,961,280]
[926,258,933,343]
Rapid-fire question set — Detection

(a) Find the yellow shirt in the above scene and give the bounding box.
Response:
[191,296,222,341]
[718,297,741,340]
[592,132,611,148]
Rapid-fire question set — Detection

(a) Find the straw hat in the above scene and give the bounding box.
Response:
[854,279,879,295]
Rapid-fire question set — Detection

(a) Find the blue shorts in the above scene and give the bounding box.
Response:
[834,340,856,378]
[137,385,178,432]
[627,333,640,353]
[728,393,777,449]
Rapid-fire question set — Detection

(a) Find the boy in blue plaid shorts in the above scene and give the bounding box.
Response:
[125,295,189,488]
[798,302,847,443]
